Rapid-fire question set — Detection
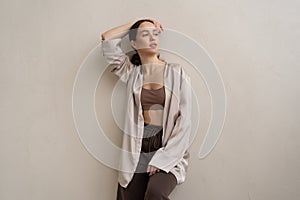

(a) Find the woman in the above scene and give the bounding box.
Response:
[101,19,192,200]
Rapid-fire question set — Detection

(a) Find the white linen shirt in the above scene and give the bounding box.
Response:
[101,38,192,188]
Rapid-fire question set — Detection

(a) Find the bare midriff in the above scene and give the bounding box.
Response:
[143,110,164,126]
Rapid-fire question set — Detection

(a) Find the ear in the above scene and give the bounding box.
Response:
[130,40,137,50]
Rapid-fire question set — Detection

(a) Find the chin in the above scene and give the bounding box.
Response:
[140,48,158,55]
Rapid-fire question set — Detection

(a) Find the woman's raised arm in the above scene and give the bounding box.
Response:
[101,21,135,41]
[100,21,137,83]
[101,19,163,40]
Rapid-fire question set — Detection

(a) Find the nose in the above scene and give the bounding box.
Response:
[149,33,156,41]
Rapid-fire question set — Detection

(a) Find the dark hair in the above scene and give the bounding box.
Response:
[129,19,162,65]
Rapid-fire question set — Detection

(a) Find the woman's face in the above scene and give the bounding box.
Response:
[130,22,161,55]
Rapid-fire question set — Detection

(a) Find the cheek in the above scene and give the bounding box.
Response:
[136,38,149,48]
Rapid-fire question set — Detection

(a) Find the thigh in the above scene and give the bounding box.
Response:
[116,173,149,200]
[144,171,177,200]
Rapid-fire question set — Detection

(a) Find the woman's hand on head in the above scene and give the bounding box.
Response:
[147,165,160,176]
[148,18,164,32]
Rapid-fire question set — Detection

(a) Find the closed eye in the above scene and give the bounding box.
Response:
[140,29,161,37]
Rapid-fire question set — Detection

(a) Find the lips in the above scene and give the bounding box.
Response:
[150,43,157,48]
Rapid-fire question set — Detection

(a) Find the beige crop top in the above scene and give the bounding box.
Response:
[141,86,165,110]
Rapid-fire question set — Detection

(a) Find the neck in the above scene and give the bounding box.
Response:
[141,60,166,74]
[139,52,162,65]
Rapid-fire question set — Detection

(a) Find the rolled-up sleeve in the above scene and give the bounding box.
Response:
[149,67,192,173]
[101,38,135,83]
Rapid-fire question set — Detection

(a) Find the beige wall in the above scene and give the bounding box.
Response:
[1,0,299,199]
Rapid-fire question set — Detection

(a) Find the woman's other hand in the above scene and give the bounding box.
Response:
[148,18,164,32]
[147,165,161,176]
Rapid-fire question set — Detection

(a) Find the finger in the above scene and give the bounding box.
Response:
[148,166,153,174]
[158,23,164,32]
[149,170,153,176]
[148,166,153,176]
[151,167,156,175]
[151,167,155,175]
[155,22,162,29]
[151,167,157,176]
[152,20,162,30]
[151,166,158,175]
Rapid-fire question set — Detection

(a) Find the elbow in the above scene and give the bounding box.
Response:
[101,33,107,41]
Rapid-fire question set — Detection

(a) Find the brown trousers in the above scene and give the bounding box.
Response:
[116,123,178,200]
[117,171,177,200]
